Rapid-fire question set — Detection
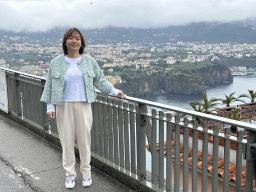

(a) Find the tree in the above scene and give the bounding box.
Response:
[189,102,204,123]
[238,90,256,102]
[218,92,245,107]
[189,94,218,124]
[189,94,219,113]
[189,102,203,112]
[201,93,219,113]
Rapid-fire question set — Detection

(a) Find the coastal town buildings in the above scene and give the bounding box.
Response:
[1,36,256,81]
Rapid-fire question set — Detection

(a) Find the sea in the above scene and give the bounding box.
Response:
[142,75,256,110]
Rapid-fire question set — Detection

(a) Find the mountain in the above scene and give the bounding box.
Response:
[1,19,256,44]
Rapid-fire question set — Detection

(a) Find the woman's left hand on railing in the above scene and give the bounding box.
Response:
[117,90,125,99]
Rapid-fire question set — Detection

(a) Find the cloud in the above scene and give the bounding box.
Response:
[1,0,256,32]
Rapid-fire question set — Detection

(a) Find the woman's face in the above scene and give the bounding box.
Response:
[65,31,82,53]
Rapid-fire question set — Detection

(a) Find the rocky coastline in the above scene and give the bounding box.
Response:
[115,68,233,97]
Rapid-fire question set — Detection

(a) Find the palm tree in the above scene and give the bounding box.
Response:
[201,93,219,113]
[189,94,219,124]
[218,92,245,107]
[189,94,219,113]
[238,90,256,103]
[189,102,204,112]
[189,102,204,123]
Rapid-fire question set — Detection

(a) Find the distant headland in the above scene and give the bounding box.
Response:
[115,63,233,97]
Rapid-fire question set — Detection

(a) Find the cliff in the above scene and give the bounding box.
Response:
[115,76,205,97]
[115,64,233,97]
[198,64,233,86]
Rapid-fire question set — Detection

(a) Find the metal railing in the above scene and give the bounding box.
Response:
[1,66,256,192]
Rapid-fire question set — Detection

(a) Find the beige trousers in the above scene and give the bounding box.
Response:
[56,102,92,176]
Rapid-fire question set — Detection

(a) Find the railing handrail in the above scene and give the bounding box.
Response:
[0,66,46,80]
[123,95,256,131]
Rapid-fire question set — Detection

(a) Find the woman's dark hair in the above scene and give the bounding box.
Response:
[62,28,86,55]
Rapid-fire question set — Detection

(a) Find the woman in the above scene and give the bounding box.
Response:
[40,27,125,189]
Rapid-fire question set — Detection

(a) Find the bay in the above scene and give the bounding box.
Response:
[142,76,256,110]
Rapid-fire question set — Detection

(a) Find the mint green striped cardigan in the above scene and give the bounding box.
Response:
[40,54,114,105]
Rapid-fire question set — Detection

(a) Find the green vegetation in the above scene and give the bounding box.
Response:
[189,102,204,112]
[239,90,256,102]
[111,62,227,83]
[230,109,241,121]
[112,61,230,98]
[189,90,256,124]
[189,94,219,114]
[168,62,212,79]
[217,92,245,107]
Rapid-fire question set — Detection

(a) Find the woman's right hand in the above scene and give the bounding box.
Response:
[47,112,55,119]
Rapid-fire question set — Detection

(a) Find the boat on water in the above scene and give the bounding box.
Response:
[231,71,248,76]
[247,71,256,76]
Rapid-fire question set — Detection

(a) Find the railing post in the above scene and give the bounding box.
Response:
[137,103,147,182]
[40,79,48,130]
[245,129,256,192]
[14,72,22,116]
[223,127,230,192]
[174,114,181,192]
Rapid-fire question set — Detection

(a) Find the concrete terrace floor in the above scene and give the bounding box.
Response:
[0,114,132,192]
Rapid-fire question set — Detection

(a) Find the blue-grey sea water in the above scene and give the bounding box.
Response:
[143,75,256,110]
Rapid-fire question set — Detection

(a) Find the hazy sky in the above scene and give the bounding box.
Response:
[1,0,255,32]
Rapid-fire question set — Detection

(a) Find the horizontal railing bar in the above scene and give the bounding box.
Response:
[7,76,42,86]
[1,67,46,80]
[123,96,256,131]
[97,100,247,144]
[185,123,247,144]
[175,159,243,189]
[191,128,246,145]
[98,95,256,131]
